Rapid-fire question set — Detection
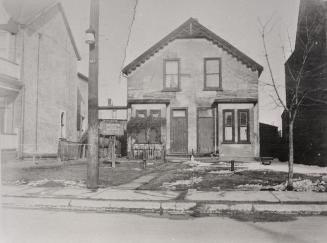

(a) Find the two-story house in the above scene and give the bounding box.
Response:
[0,1,83,161]
[123,18,263,160]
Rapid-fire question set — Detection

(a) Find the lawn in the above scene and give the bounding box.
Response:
[2,159,325,191]
[137,161,326,191]
[1,160,181,188]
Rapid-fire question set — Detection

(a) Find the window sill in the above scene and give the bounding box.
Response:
[221,141,251,145]
[162,88,181,92]
[203,87,223,91]
[237,141,251,144]
[221,141,235,144]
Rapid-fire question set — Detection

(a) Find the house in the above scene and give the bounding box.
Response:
[77,72,88,139]
[283,0,327,166]
[123,18,263,160]
[0,1,82,160]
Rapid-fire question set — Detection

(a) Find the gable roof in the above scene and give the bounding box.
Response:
[122,18,263,76]
[3,1,81,60]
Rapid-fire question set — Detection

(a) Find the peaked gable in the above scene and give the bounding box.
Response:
[21,2,81,60]
[123,18,263,76]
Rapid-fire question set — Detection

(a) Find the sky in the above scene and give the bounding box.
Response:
[60,0,300,129]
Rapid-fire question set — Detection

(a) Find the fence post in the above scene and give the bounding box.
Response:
[161,145,165,163]
[230,160,235,171]
[112,136,116,168]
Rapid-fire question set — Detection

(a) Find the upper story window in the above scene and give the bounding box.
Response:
[163,59,180,91]
[204,58,221,90]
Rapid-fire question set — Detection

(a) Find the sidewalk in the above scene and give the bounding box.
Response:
[2,184,327,215]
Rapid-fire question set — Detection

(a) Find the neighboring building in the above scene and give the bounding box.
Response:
[283,0,327,166]
[259,123,280,158]
[0,1,81,160]
[123,18,263,160]
[77,72,88,139]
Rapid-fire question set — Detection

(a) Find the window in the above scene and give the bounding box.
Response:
[172,109,186,117]
[136,110,147,118]
[204,58,221,90]
[135,110,147,143]
[238,109,250,143]
[150,109,161,118]
[164,59,180,90]
[149,110,161,143]
[223,110,234,143]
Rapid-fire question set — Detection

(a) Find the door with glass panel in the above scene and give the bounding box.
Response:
[170,108,187,153]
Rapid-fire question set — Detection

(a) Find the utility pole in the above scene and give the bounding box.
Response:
[86,0,99,189]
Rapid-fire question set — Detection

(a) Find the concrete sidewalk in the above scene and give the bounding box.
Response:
[2,185,327,215]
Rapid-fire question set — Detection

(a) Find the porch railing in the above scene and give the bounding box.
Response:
[130,144,165,161]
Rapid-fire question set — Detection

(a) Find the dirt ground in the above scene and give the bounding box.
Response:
[2,159,324,191]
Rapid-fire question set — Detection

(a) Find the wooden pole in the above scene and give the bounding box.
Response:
[86,0,99,189]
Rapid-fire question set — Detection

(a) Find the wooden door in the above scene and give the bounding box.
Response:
[171,108,188,153]
[197,107,214,154]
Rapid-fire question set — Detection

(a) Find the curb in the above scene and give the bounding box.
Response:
[2,196,327,216]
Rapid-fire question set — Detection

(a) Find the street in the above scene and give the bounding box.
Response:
[1,208,326,243]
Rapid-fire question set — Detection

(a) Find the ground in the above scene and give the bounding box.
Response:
[2,158,326,191]
[2,208,327,243]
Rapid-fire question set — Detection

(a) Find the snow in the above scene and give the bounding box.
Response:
[161,177,203,190]
[244,161,327,175]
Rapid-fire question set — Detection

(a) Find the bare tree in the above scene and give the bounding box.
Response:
[258,11,327,190]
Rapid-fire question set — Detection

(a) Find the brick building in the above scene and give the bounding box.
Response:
[123,18,263,160]
[283,0,327,166]
[0,1,83,160]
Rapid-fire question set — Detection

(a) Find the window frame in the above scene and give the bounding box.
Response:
[135,109,147,118]
[222,109,235,143]
[163,58,180,92]
[237,109,250,143]
[149,109,161,118]
[149,109,162,144]
[204,57,222,91]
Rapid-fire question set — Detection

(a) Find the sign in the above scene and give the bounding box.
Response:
[99,121,124,136]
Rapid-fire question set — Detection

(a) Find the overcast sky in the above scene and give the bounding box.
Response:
[61,0,300,129]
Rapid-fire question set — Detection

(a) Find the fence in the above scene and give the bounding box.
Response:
[57,139,87,161]
[130,144,165,161]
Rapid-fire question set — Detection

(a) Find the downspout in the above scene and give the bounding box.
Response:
[19,28,25,159]
[214,106,217,153]
[34,33,41,157]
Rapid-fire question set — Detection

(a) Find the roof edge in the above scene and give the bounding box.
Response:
[122,18,263,76]
[24,2,81,61]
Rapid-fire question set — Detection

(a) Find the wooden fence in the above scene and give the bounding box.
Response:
[130,144,165,161]
[57,139,87,161]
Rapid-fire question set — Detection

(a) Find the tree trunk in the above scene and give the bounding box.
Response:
[287,118,294,191]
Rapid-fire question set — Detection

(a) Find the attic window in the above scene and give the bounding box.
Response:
[204,58,222,90]
[163,59,180,91]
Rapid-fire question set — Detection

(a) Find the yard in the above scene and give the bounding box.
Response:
[2,159,326,192]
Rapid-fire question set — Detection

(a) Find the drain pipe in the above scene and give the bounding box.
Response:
[34,33,41,161]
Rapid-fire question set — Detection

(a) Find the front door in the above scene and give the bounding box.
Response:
[197,107,214,154]
[171,108,188,153]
